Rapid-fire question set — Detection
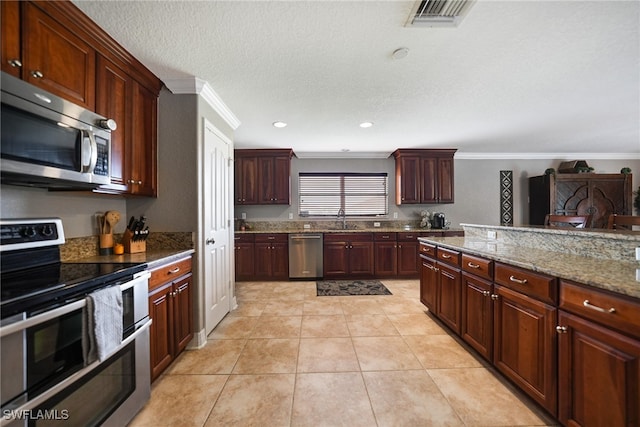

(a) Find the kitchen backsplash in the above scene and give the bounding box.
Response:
[237,219,428,232]
[61,232,194,261]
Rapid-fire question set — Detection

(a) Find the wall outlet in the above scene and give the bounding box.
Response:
[487,230,497,239]
[393,212,398,219]
[241,212,246,220]
[288,212,294,220]
[636,247,640,261]
[303,224,311,229]
[373,222,381,227]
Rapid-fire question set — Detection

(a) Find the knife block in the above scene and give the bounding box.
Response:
[123,229,146,254]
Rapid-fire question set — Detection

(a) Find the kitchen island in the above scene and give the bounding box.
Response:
[418,223,640,427]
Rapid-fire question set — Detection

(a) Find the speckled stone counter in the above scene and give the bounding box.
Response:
[418,224,640,300]
[69,249,195,270]
[235,219,461,235]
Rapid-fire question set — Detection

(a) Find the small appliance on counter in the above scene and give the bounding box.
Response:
[431,213,447,229]
[123,216,149,253]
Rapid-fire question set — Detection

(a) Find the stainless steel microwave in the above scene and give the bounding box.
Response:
[0,72,115,189]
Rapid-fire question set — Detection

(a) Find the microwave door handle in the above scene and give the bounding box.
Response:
[80,130,98,173]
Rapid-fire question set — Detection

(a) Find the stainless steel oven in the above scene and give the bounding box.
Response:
[0,219,151,427]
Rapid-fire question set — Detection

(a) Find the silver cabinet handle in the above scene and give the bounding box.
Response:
[467,262,480,269]
[8,59,22,68]
[31,70,44,78]
[169,267,181,274]
[482,290,491,297]
[556,326,568,334]
[583,300,616,314]
[490,294,499,300]
[509,275,528,284]
[441,270,455,280]
[441,254,451,259]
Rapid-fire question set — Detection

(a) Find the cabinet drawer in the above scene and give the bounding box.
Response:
[560,280,640,338]
[462,254,493,280]
[437,247,461,267]
[149,256,193,290]
[397,232,419,242]
[254,233,288,243]
[234,233,255,243]
[494,263,557,304]
[419,242,436,258]
[374,232,397,241]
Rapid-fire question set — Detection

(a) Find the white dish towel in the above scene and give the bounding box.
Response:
[83,285,123,365]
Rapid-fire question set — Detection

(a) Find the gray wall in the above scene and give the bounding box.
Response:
[237,157,640,227]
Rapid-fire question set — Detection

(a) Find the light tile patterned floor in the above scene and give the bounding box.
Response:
[129,280,558,427]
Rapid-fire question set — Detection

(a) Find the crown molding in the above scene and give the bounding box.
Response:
[454,152,640,160]
[163,77,241,130]
[295,151,391,159]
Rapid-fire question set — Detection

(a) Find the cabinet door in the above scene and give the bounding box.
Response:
[235,242,255,281]
[557,311,640,427]
[270,242,289,279]
[348,241,374,276]
[493,284,557,415]
[421,157,438,203]
[1,1,21,78]
[96,55,131,191]
[173,275,193,354]
[397,241,419,277]
[235,157,258,204]
[397,156,420,204]
[437,263,462,334]
[149,282,174,382]
[258,157,275,204]
[437,157,455,203]
[589,176,630,228]
[272,155,291,205]
[129,81,157,196]
[461,273,493,361]
[374,242,397,277]
[420,256,438,312]
[23,3,96,109]
[254,242,273,278]
[323,241,349,277]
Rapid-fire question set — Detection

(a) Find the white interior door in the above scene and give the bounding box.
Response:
[202,119,232,334]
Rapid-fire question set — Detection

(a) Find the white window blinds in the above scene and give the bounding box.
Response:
[299,173,388,217]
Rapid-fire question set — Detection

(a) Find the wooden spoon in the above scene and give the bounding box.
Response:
[104,210,121,235]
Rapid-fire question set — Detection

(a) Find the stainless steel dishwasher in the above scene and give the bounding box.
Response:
[288,234,323,279]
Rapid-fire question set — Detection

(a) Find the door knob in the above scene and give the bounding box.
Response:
[205,238,215,245]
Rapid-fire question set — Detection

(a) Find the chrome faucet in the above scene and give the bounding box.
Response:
[337,208,346,229]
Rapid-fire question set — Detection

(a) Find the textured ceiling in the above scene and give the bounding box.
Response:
[73,0,640,158]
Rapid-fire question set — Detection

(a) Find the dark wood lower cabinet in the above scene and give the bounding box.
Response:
[148,256,193,382]
[323,233,373,279]
[437,263,462,334]
[461,272,493,361]
[374,241,397,277]
[397,241,419,276]
[493,284,557,415]
[558,311,640,427]
[419,255,437,312]
[254,234,288,280]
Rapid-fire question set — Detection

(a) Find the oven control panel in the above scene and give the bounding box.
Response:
[0,218,65,251]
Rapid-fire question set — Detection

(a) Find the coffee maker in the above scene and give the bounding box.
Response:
[432,213,446,229]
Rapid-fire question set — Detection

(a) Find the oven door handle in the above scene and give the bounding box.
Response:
[0,318,151,423]
[0,299,86,338]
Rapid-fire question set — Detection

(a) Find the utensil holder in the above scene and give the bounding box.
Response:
[123,229,146,254]
[99,234,114,256]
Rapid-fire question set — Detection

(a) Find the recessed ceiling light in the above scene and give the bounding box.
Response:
[392,47,409,60]
[359,122,374,128]
[272,121,287,128]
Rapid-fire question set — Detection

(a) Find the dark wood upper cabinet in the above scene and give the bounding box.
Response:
[529,173,632,228]
[235,149,294,206]
[1,1,21,78]
[129,81,158,196]
[22,2,96,109]
[393,149,457,205]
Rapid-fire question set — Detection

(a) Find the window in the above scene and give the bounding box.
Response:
[299,172,388,217]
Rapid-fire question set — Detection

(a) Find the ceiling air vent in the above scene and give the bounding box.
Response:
[407,0,476,27]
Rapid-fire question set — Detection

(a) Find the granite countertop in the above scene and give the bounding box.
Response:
[418,236,640,300]
[69,249,195,270]
[237,227,459,234]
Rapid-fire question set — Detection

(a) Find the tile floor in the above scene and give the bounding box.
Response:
[130,280,558,427]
